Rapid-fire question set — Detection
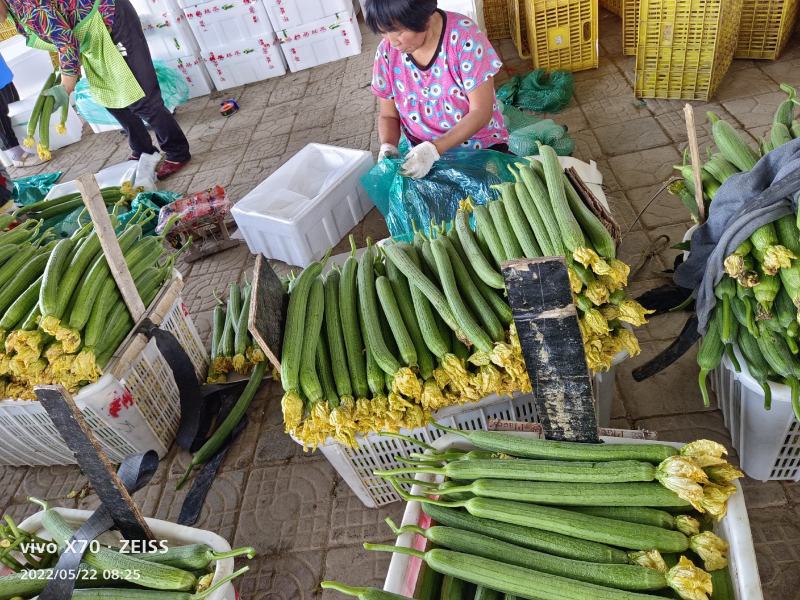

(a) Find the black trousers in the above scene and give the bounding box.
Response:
[0,82,19,151]
[106,0,191,162]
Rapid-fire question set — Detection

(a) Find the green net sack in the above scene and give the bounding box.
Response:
[497,69,575,113]
[500,103,574,156]
[74,61,190,125]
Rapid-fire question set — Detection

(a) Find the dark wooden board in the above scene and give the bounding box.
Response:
[36,385,153,540]
[249,254,288,372]
[502,257,600,443]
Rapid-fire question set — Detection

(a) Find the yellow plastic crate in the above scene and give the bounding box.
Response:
[508,0,531,58]
[0,20,18,42]
[526,0,599,72]
[622,0,640,55]
[600,0,622,14]
[485,0,513,38]
[634,0,743,101]
[736,0,800,59]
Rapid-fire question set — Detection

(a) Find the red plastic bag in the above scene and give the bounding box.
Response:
[156,185,230,235]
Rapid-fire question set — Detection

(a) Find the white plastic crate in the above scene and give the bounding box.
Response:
[201,34,287,91]
[163,54,215,98]
[314,356,623,508]
[278,10,362,73]
[232,143,374,267]
[141,11,201,61]
[264,0,353,30]
[714,349,800,481]
[20,508,236,600]
[0,36,55,101]
[0,279,209,467]
[183,0,274,52]
[384,434,763,600]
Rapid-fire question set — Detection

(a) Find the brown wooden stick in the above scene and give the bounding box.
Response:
[683,104,706,222]
[76,174,146,320]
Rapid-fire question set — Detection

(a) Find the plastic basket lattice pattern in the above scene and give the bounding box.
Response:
[508,0,531,58]
[526,0,599,72]
[0,294,209,466]
[736,0,800,59]
[623,0,640,55]
[0,20,17,41]
[635,0,743,100]
[485,0,512,38]
[600,0,623,15]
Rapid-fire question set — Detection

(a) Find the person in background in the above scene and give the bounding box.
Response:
[0,0,191,179]
[366,0,509,179]
[0,52,24,167]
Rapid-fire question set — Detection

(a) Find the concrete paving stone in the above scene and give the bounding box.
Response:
[599,34,624,59]
[225,181,259,205]
[321,544,393,600]
[635,410,732,447]
[239,552,324,599]
[580,95,650,129]
[329,112,376,141]
[714,67,778,102]
[252,115,297,142]
[13,465,87,505]
[606,192,642,232]
[747,125,775,150]
[655,103,731,144]
[334,92,378,121]
[617,229,669,281]
[546,105,589,133]
[617,342,710,420]
[626,183,694,229]
[359,208,390,243]
[639,97,690,116]
[572,60,621,83]
[211,127,253,151]
[784,481,800,505]
[268,73,311,106]
[293,93,340,132]
[188,243,250,278]
[595,158,622,192]
[328,131,373,151]
[308,60,348,83]
[189,165,235,191]
[594,115,672,156]
[608,144,681,189]
[721,91,786,129]
[571,128,603,162]
[328,477,405,546]
[221,108,263,133]
[234,461,336,553]
[150,471,246,543]
[574,71,632,105]
[160,173,194,197]
[646,222,694,273]
[234,156,283,187]
[77,479,164,518]
[0,467,26,511]
[748,506,800,598]
[740,478,788,509]
[254,422,311,464]
[175,109,204,131]
[286,125,332,156]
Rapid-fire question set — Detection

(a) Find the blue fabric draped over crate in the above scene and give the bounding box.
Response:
[675,138,800,333]
[361,146,522,242]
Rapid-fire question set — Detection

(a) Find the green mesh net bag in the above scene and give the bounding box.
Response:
[497,69,575,113]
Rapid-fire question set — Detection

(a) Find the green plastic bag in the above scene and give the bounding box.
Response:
[12,171,63,206]
[500,103,574,156]
[118,191,181,235]
[497,69,575,113]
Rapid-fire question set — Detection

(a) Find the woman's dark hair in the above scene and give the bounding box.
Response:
[365,0,437,34]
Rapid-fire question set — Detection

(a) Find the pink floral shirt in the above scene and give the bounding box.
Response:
[371,11,508,150]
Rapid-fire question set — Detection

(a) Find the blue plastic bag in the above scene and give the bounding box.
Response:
[74,61,190,125]
[12,171,62,205]
[118,191,182,236]
[361,147,522,242]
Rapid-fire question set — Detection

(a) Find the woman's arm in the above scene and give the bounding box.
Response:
[378,98,402,147]
[432,80,496,154]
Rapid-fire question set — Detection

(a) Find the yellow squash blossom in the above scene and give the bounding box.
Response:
[700,483,737,520]
[675,515,701,536]
[281,391,304,433]
[690,531,729,571]
[655,456,709,511]
[681,440,728,467]
[665,556,713,600]
[567,266,583,293]
[615,327,642,357]
[628,549,667,573]
[704,462,744,485]
[762,245,796,275]
[582,309,611,336]
[617,299,654,326]
[573,247,612,275]
[585,279,610,306]
[723,254,745,279]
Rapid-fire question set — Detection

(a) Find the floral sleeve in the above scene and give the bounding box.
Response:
[454,17,503,93]
[28,5,81,76]
[371,41,393,100]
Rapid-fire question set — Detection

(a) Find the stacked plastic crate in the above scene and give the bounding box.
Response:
[264,0,363,73]
[178,0,286,90]
[133,0,214,100]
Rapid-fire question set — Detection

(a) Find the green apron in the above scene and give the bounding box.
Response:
[7,0,144,109]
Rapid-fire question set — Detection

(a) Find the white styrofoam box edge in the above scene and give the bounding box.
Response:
[45,161,139,200]
[274,7,357,41]
[20,509,236,600]
[384,434,763,600]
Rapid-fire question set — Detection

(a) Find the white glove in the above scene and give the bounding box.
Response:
[401,141,440,179]
[379,143,399,161]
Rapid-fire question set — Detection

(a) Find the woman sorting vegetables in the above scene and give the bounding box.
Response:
[367,0,509,179]
[0,0,191,178]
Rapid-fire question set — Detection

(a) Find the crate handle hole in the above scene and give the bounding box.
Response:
[582,21,591,42]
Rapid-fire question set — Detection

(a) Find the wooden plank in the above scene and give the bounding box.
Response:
[502,257,599,443]
[76,173,145,320]
[565,167,621,242]
[249,254,288,372]
[683,104,706,222]
[35,385,153,540]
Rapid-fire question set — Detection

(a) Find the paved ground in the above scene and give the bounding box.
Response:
[2,8,800,599]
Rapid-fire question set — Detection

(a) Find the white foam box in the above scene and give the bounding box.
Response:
[140,11,201,61]
[7,96,82,154]
[278,10,362,73]
[437,0,487,32]
[263,0,353,30]
[232,143,375,267]
[163,54,215,97]
[183,0,274,52]
[0,37,57,102]
[201,34,286,90]
[130,0,182,16]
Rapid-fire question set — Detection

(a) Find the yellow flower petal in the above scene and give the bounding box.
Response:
[704,462,744,485]
[699,483,736,520]
[582,309,611,336]
[763,245,796,274]
[681,440,728,468]
[675,515,701,536]
[666,556,713,600]
[617,299,655,327]
[585,279,610,306]
[689,531,729,571]
[567,266,583,294]
[723,254,745,279]
[628,549,668,573]
[615,327,642,357]
[281,390,304,433]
